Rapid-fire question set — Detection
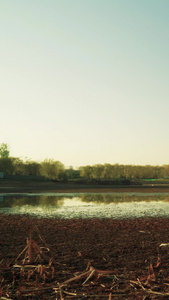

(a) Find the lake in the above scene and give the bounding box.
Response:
[1,192,169,219]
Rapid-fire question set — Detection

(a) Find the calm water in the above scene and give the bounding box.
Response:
[1,192,169,219]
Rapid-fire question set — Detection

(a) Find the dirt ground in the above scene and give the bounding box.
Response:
[1,215,169,299]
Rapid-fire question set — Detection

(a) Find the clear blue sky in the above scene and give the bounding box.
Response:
[1,0,169,167]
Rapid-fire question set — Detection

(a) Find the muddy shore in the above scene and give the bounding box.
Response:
[1,182,169,299]
[1,215,169,299]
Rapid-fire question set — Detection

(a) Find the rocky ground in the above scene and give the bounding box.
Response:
[1,215,169,299]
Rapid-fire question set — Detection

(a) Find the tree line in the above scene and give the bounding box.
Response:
[0,143,169,181]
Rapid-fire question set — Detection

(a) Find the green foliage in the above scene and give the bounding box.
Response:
[11,157,25,175]
[92,164,104,179]
[0,143,9,158]
[0,143,169,180]
[40,159,64,180]
[64,167,80,180]
[80,165,93,179]
[0,144,13,174]
[80,163,168,180]
[0,157,14,174]
[24,160,40,176]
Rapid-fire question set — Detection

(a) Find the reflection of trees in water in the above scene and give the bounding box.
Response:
[0,196,65,208]
[0,197,36,208]
[80,193,169,204]
[81,194,124,204]
[1,193,169,209]
[38,196,64,207]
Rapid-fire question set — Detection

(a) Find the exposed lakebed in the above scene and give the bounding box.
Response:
[1,192,169,219]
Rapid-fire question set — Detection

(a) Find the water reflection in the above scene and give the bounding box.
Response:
[1,192,169,219]
[81,193,169,203]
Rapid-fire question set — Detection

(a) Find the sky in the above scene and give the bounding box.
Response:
[1,0,169,168]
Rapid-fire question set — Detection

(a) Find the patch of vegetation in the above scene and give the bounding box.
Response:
[1,143,169,184]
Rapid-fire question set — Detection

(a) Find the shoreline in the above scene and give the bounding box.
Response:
[1,176,169,194]
[1,180,169,193]
[1,187,169,194]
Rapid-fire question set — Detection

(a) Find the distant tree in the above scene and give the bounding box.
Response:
[40,159,65,180]
[162,165,169,177]
[123,165,132,178]
[11,157,26,175]
[64,166,80,180]
[0,157,14,174]
[92,164,104,179]
[24,160,40,176]
[80,165,93,179]
[0,144,13,174]
[112,164,121,179]
[102,164,114,179]
[0,143,10,158]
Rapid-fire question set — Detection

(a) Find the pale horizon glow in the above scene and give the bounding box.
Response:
[1,1,169,167]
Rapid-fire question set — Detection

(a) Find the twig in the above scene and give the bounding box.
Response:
[15,245,28,262]
[60,269,92,287]
[34,225,54,257]
[0,297,13,300]
[28,227,33,263]
[62,290,77,296]
[145,290,169,296]
[83,268,95,285]
[130,279,146,290]
[59,283,64,300]
[130,279,169,296]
